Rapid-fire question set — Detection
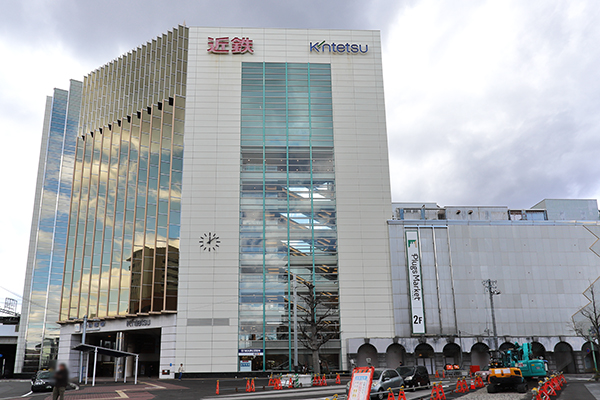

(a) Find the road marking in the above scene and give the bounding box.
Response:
[137,381,166,389]
[116,390,129,398]
[204,387,344,400]
[20,392,32,397]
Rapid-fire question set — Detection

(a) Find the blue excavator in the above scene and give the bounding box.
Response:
[500,342,548,379]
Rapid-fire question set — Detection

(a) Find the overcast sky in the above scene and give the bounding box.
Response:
[1,0,599,305]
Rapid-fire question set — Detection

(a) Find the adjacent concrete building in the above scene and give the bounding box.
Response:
[348,199,600,374]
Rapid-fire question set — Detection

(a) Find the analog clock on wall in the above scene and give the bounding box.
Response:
[199,232,220,252]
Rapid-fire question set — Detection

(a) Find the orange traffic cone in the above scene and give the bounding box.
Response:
[216,380,220,395]
[470,378,475,390]
[251,378,256,392]
[289,377,293,388]
[442,370,445,379]
[435,370,439,378]
[246,378,251,392]
[274,378,282,390]
[335,373,341,384]
[323,374,327,386]
[387,388,395,400]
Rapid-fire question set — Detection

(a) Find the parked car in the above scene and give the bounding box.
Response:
[31,370,77,393]
[31,370,55,392]
[474,365,491,380]
[396,366,431,390]
[346,368,404,399]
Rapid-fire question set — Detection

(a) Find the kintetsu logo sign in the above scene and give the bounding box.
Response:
[310,41,368,54]
[208,37,254,54]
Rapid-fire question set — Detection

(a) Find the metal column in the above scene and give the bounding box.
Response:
[92,348,98,386]
[79,315,87,383]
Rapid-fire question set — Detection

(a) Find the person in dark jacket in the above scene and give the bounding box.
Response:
[53,364,69,400]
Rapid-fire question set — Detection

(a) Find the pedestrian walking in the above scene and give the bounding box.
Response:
[178,363,184,380]
[52,363,69,400]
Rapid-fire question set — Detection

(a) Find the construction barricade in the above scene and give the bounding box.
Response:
[430,382,446,400]
[531,374,567,400]
[475,375,485,388]
[454,377,469,393]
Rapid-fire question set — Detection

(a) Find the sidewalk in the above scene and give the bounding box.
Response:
[3,379,188,400]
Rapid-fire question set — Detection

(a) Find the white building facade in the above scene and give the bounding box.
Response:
[349,200,600,374]
[51,26,393,378]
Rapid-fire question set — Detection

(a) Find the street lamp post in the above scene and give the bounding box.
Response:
[482,280,501,351]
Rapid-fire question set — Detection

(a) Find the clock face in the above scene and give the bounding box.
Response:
[199,232,220,252]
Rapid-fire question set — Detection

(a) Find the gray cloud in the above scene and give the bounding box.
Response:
[2,0,600,303]
[385,0,600,208]
[1,0,401,66]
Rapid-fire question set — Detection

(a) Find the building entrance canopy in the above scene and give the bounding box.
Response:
[72,344,139,386]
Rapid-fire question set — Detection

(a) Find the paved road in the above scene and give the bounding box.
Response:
[556,379,600,400]
[0,378,443,400]
[0,380,30,399]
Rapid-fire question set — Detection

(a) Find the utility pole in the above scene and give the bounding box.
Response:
[482,280,501,351]
[79,315,87,383]
[293,275,298,371]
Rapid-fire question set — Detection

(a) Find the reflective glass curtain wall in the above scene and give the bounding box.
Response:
[18,81,82,373]
[239,62,340,371]
[59,26,188,321]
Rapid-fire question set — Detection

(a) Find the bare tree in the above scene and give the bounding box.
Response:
[295,279,339,374]
[572,281,600,375]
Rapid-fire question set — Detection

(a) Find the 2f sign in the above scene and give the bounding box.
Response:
[406,230,425,334]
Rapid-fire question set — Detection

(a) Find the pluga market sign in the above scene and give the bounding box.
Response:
[406,230,425,334]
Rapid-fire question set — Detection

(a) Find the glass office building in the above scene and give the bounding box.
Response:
[58,26,188,320]
[16,81,82,373]
[22,27,394,377]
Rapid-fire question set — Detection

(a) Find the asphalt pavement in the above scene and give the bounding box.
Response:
[0,380,36,399]
[3,375,599,400]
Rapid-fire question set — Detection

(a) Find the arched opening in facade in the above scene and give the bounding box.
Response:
[385,343,406,368]
[442,343,461,368]
[554,342,576,374]
[470,342,490,369]
[499,342,515,352]
[581,342,600,372]
[531,342,546,359]
[357,343,379,367]
[414,343,435,374]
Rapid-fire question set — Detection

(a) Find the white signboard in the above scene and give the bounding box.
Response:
[240,361,251,372]
[347,368,374,400]
[406,230,425,334]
